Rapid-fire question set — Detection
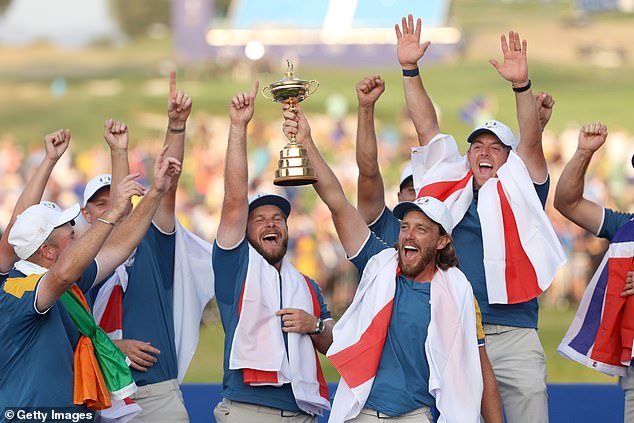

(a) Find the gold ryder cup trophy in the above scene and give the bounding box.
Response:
[262,59,320,186]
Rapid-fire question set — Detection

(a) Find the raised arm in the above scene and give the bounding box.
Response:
[154,72,192,233]
[95,146,181,282]
[283,107,370,257]
[216,81,259,248]
[0,129,70,273]
[355,75,388,224]
[395,14,439,145]
[103,119,131,212]
[489,31,546,182]
[36,182,134,312]
[554,123,607,234]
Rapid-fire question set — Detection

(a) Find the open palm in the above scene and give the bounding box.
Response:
[489,31,528,84]
[395,15,430,68]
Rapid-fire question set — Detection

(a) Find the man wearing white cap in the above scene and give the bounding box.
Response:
[0,149,180,412]
[282,108,484,423]
[212,83,334,422]
[354,76,501,421]
[79,76,205,423]
[395,15,565,422]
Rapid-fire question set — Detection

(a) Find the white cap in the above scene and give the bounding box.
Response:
[9,202,81,260]
[467,119,518,150]
[393,196,453,235]
[248,192,291,218]
[83,174,112,207]
[399,164,413,188]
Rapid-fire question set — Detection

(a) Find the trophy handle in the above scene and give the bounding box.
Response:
[305,80,320,97]
[261,86,274,101]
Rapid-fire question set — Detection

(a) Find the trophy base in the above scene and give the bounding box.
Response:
[274,167,317,186]
[273,175,318,186]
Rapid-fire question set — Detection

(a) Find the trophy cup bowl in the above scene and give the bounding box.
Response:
[262,60,320,186]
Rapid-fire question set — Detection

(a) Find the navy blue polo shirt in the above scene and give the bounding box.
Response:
[0,261,97,410]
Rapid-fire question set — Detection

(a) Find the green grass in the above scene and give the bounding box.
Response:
[2,60,634,150]
[184,305,618,384]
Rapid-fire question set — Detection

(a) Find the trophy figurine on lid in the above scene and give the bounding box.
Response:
[262,59,320,186]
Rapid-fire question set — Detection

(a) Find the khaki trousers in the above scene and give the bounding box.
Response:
[620,365,634,422]
[484,325,548,423]
[349,407,432,422]
[213,398,316,423]
[130,379,189,422]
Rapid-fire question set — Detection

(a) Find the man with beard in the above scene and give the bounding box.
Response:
[211,82,334,422]
[354,74,503,422]
[395,15,565,422]
[282,107,484,422]
[554,123,634,422]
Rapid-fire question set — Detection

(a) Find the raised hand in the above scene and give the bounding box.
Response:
[356,75,385,108]
[44,129,71,162]
[282,104,311,142]
[103,119,129,150]
[152,145,182,193]
[229,80,259,126]
[577,122,608,154]
[489,31,529,85]
[168,71,193,129]
[395,14,431,69]
[535,92,555,130]
[109,173,145,223]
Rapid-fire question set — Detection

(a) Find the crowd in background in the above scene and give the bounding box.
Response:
[1,109,632,316]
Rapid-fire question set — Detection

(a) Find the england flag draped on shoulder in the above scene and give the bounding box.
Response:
[229,244,330,416]
[326,248,482,423]
[411,134,566,304]
[558,219,634,376]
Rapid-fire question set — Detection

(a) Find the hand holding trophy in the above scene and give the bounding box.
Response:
[262,59,320,186]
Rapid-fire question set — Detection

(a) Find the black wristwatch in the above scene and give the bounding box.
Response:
[310,317,325,335]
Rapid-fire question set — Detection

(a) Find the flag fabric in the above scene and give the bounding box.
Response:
[172,219,215,382]
[558,219,634,376]
[91,221,214,421]
[411,134,565,304]
[99,398,142,423]
[327,249,482,423]
[60,286,137,409]
[229,244,330,416]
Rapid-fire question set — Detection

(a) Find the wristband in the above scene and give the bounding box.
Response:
[512,79,531,93]
[402,67,420,78]
[97,217,115,226]
[168,126,186,133]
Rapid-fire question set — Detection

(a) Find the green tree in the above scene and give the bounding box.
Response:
[110,0,170,38]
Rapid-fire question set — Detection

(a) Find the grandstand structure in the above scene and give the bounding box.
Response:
[172,0,462,66]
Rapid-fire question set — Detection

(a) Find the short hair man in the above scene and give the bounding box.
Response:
[0,146,178,411]
[212,82,334,422]
[554,123,634,422]
[394,15,564,422]
[282,107,484,422]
